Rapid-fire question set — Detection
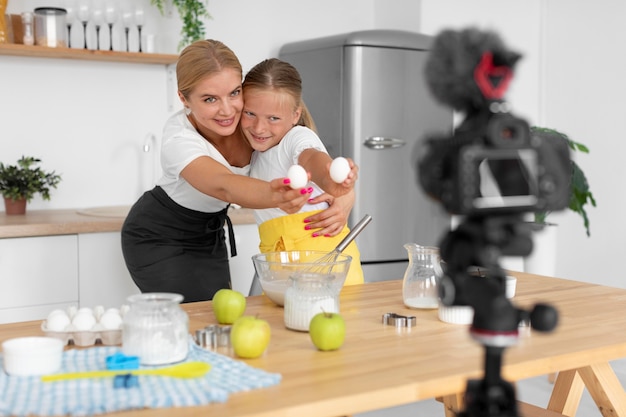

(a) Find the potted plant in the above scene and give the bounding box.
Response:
[150,0,212,50]
[0,156,62,215]
[531,126,596,237]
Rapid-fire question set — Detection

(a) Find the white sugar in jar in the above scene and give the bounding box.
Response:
[284,273,339,332]
[122,293,189,365]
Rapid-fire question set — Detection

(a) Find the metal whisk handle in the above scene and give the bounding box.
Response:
[336,214,373,253]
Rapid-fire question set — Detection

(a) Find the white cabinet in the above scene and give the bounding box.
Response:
[0,223,258,324]
[226,224,260,296]
[78,232,140,308]
[0,235,79,324]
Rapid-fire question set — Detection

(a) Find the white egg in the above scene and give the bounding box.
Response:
[46,310,71,331]
[330,157,351,183]
[99,310,123,330]
[287,164,308,189]
[72,311,96,330]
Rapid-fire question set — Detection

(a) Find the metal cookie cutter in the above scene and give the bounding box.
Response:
[382,312,416,328]
[195,324,232,350]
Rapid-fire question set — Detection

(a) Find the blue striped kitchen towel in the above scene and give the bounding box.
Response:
[0,339,281,416]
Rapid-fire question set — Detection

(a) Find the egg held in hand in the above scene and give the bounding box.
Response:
[212,289,247,324]
[309,311,346,351]
[287,164,308,189]
[231,316,271,359]
[329,157,351,183]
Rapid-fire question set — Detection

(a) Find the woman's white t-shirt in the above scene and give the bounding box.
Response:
[157,109,250,212]
[249,125,329,224]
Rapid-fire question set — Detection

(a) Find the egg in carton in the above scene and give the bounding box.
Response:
[42,305,128,346]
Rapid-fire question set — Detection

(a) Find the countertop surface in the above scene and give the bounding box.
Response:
[0,206,256,238]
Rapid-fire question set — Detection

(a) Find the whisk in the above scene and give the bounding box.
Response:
[304,214,373,273]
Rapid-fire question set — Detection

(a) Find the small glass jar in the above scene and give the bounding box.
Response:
[122,293,189,365]
[34,7,67,48]
[284,273,339,332]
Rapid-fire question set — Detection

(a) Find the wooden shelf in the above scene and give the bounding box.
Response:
[0,43,178,65]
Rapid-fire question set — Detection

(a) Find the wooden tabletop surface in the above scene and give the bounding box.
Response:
[2,272,626,416]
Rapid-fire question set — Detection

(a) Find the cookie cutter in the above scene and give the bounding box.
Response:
[105,352,140,370]
[195,324,231,350]
[382,312,416,328]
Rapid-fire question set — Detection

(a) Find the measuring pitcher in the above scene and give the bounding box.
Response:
[402,244,443,309]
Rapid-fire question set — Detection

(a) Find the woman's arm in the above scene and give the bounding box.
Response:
[181,156,311,213]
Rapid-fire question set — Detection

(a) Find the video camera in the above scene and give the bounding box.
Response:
[418,101,571,217]
[417,29,570,217]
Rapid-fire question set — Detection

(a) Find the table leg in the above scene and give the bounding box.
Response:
[441,392,464,417]
[577,362,626,417]
[547,369,584,416]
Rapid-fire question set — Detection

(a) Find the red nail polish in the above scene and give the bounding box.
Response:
[305,225,311,230]
[283,178,290,184]
[307,187,314,193]
[304,219,311,223]
[312,233,319,237]
[300,189,307,195]
[324,234,331,237]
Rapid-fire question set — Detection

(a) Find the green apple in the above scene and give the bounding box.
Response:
[212,289,246,324]
[231,315,271,359]
[309,312,346,351]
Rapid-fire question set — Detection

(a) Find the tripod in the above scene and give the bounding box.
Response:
[438,214,559,417]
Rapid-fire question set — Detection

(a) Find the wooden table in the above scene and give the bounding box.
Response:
[2,272,626,417]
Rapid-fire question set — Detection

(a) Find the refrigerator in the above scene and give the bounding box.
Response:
[279,30,452,282]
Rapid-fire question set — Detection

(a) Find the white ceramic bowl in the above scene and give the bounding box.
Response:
[252,251,352,306]
[438,304,474,325]
[2,336,64,376]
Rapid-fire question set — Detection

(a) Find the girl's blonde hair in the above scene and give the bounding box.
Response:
[177,39,243,99]
[242,58,317,133]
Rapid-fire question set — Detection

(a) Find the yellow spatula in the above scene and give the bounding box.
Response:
[42,361,211,382]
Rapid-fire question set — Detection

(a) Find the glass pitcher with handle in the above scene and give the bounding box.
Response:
[402,243,443,309]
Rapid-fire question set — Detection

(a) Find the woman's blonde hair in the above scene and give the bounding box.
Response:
[177,39,243,99]
[242,58,317,132]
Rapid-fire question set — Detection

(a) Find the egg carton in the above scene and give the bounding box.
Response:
[41,304,128,347]
[41,322,122,346]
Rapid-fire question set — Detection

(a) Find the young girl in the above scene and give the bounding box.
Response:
[241,58,364,286]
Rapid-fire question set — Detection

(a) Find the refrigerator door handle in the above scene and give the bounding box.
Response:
[363,136,406,149]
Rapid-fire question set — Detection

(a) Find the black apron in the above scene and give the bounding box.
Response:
[121,186,236,303]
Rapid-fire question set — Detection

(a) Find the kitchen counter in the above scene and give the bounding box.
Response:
[0,206,256,238]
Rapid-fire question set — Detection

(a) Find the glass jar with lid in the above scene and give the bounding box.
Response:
[34,7,67,48]
[284,273,339,332]
[122,293,189,365]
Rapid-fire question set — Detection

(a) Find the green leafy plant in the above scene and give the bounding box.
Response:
[531,127,596,236]
[150,0,212,50]
[0,156,62,202]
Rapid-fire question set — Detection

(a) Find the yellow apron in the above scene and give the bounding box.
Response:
[258,211,364,286]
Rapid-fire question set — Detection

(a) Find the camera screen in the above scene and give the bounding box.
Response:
[472,149,539,209]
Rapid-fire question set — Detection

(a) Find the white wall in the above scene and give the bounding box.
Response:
[3,0,621,289]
